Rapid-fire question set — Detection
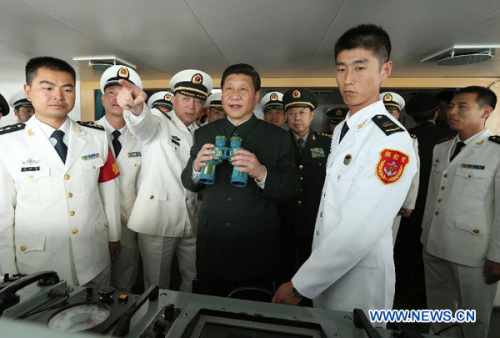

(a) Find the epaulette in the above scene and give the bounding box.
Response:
[488,135,500,145]
[372,115,404,135]
[437,136,454,144]
[0,123,25,135]
[77,121,104,131]
[410,133,417,139]
[319,132,332,139]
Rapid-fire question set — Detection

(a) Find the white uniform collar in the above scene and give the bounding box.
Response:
[344,100,386,131]
[102,115,127,135]
[452,128,488,148]
[33,115,70,140]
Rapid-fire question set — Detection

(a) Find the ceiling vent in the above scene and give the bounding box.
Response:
[73,55,136,71]
[421,45,499,66]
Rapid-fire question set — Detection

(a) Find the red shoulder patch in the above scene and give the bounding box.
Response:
[98,147,120,183]
[376,148,409,185]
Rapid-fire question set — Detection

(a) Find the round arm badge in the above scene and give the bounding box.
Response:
[376,148,410,184]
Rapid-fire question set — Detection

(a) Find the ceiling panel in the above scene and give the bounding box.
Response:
[186,0,343,71]
[0,0,499,83]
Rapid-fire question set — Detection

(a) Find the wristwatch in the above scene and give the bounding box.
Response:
[291,285,304,299]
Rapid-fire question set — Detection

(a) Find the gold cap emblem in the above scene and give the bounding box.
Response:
[118,67,129,79]
[335,109,342,116]
[383,93,392,102]
[292,90,301,99]
[270,93,278,101]
[165,93,172,101]
[192,73,203,85]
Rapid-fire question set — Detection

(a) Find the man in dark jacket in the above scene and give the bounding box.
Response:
[181,64,299,298]
[279,88,331,281]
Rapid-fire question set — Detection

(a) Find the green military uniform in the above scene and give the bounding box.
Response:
[181,114,299,285]
[281,130,331,278]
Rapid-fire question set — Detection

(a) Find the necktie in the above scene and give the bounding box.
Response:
[297,138,305,157]
[112,130,122,157]
[52,130,67,164]
[450,141,465,162]
[339,122,349,144]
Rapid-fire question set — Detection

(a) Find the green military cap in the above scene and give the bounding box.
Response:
[283,88,318,111]
[406,93,438,119]
[326,107,349,123]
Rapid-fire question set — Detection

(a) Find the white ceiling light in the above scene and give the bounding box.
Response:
[421,45,500,66]
[73,55,136,71]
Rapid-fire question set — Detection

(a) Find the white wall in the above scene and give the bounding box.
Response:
[0,81,81,127]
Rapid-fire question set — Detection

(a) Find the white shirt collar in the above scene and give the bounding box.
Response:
[453,128,488,147]
[343,100,386,130]
[103,116,127,135]
[34,115,70,140]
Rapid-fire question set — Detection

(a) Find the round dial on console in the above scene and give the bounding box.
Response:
[47,303,111,332]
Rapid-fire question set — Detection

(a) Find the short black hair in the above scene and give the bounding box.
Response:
[334,24,391,67]
[26,56,76,85]
[455,86,497,110]
[221,63,261,91]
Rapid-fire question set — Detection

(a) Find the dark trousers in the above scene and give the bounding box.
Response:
[394,209,426,305]
[193,271,276,302]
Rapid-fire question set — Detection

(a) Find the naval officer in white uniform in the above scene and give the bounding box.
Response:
[274,24,417,317]
[422,86,500,338]
[95,65,143,292]
[118,69,213,292]
[0,56,121,287]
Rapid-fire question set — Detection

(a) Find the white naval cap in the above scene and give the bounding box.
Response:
[380,92,405,111]
[100,65,143,94]
[260,91,284,112]
[9,90,32,109]
[206,92,222,108]
[148,91,174,110]
[170,69,213,100]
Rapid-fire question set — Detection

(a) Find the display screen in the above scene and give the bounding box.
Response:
[183,309,325,338]
[199,322,317,338]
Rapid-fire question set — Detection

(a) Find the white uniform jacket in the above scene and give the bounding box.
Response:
[96,117,141,246]
[292,101,417,311]
[123,105,198,237]
[0,118,121,285]
[421,129,500,267]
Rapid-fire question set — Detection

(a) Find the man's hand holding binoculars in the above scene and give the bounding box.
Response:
[231,149,266,182]
[193,143,215,172]
[194,143,266,182]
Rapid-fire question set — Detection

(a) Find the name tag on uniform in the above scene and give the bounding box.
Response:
[21,166,40,172]
[128,151,142,158]
[311,147,325,158]
[82,153,100,160]
[461,163,485,170]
